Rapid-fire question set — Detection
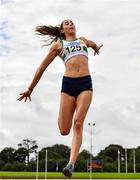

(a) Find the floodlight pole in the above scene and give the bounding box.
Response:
[88,123,95,180]
[45,149,48,180]
[36,152,39,180]
[125,148,128,173]
[133,148,136,173]
[118,149,120,173]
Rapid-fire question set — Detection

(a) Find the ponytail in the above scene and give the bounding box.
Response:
[35,24,65,46]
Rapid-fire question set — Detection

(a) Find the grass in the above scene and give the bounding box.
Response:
[0,172,140,179]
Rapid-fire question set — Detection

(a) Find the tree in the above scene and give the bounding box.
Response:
[14,147,28,163]
[47,144,70,159]
[97,144,123,162]
[78,149,91,161]
[38,144,70,172]
[39,147,62,162]
[97,144,124,172]
[136,146,140,163]
[75,149,92,172]
[0,147,16,163]
[18,139,38,165]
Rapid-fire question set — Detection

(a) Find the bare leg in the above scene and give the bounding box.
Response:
[58,92,76,135]
[69,90,93,164]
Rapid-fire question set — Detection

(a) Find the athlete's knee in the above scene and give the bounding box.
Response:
[73,120,83,133]
[58,117,72,136]
[60,129,70,136]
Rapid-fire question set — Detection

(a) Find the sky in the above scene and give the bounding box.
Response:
[0,0,140,156]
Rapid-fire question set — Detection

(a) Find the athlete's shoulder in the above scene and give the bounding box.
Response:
[51,39,62,52]
[79,36,88,45]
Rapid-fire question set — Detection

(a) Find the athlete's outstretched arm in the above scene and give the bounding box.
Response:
[18,41,61,102]
[80,37,103,56]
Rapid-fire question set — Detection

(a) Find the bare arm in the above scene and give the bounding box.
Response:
[80,37,103,56]
[18,41,61,102]
[28,42,60,91]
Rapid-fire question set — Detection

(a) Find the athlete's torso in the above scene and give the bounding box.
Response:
[58,38,90,77]
[59,38,88,63]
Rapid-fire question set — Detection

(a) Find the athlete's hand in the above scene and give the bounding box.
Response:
[17,89,32,102]
[94,44,103,56]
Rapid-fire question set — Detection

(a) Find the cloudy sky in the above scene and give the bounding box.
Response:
[0,0,140,156]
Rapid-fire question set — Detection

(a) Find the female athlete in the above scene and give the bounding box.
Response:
[18,19,103,177]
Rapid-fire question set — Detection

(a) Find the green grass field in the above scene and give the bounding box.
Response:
[0,171,140,179]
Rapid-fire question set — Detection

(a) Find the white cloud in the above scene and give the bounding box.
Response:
[0,0,139,156]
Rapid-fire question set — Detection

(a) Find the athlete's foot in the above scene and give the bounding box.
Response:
[62,163,74,178]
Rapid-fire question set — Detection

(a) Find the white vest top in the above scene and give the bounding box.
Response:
[59,38,88,63]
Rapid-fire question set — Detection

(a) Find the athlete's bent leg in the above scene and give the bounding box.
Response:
[58,92,76,136]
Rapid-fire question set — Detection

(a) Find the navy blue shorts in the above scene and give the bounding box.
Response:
[61,75,93,98]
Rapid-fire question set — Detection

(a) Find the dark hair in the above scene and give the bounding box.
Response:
[35,22,65,46]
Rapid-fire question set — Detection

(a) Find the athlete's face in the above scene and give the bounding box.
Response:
[61,19,76,34]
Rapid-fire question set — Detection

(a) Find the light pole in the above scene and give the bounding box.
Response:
[133,148,136,173]
[118,149,120,173]
[45,149,48,180]
[88,122,95,180]
[36,151,39,180]
[125,148,128,173]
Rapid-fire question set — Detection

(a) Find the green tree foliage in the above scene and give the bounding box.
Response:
[97,144,124,162]
[78,149,91,161]
[26,159,36,172]
[136,146,140,163]
[47,144,70,159]
[38,144,70,172]
[0,141,140,172]
[75,149,92,172]
[14,147,28,163]
[18,139,38,165]
[0,147,16,163]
